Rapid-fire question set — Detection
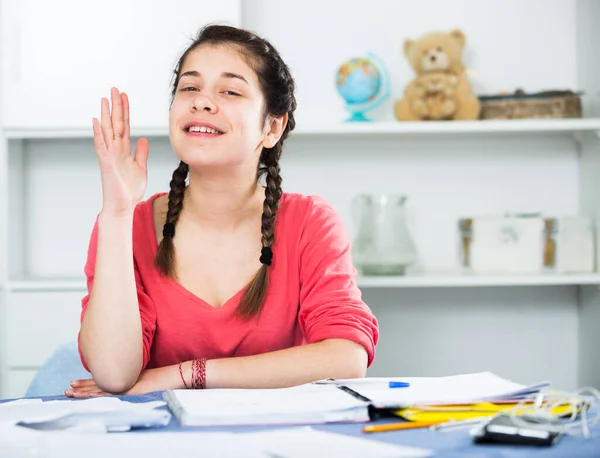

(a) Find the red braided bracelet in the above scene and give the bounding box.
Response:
[178,362,189,389]
[191,357,207,389]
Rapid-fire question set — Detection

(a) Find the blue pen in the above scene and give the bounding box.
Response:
[389,381,410,388]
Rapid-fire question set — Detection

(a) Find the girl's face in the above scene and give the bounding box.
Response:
[169,44,283,172]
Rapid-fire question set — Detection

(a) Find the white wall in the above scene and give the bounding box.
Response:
[243,0,578,124]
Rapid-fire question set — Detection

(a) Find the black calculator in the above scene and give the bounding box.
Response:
[471,413,563,447]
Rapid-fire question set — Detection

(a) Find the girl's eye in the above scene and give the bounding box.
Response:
[223,91,241,96]
[181,86,198,92]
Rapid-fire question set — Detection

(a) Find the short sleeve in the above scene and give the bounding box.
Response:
[297,197,379,366]
[78,218,157,373]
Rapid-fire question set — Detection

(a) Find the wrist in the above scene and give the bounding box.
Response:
[178,361,192,389]
[99,208,135,221]
[179,358,208,389]
[204,358,225,389]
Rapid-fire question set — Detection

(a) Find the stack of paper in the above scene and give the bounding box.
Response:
[335,372,550,408]
[164,383,370,427]
[0,397,170,432]
[163,371,550,428]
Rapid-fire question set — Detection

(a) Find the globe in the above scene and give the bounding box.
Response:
[335,53,390,122]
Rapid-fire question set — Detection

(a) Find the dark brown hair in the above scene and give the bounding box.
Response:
[155,24,296,319]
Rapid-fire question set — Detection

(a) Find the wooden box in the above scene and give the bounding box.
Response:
[478,90,582,120]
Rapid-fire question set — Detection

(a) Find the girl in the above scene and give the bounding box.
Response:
[67,25,379,397]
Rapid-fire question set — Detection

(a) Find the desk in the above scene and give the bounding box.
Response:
[3,392,600,457]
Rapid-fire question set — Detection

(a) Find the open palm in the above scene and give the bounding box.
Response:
[93,88,149,215]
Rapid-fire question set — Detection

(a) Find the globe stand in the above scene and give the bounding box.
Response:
[347,111,371,122]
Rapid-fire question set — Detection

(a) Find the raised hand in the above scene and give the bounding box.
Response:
[93,88,149,215]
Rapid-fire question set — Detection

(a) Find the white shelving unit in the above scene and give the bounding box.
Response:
[356,272,600,288]
[1,0,600,398]
[7,270,600,292]
[5,118,600,140]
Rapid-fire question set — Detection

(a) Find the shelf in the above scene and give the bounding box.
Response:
[293,118,600,136]
[356,272,600,288]
[3,127,170,140]
[4,118,600,140]
[6,272,600,292]
[7,279,87,292]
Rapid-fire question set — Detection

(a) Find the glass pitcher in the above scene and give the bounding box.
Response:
[351,194,418,275]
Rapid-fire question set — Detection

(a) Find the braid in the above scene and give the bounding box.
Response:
[155,161,189,278]
[261,148,283,248]
[236,144,283,320]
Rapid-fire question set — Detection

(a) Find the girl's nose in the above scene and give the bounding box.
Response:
[192,94,217,113]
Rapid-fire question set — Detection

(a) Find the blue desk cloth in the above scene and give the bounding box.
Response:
[3,392,600,457]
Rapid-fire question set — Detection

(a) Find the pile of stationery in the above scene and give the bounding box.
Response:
[1,371,597,456]
[163,371,599,446]
[163,371,551,428]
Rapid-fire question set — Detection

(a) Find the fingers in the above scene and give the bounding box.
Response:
[92,118,108,159]
[121,92,131,141]
[100,97,113,144]
[65,379,109,398]
[70,379,97,388]
[134,138,149,168]
[65,388,109,398]
[111,87,124,139]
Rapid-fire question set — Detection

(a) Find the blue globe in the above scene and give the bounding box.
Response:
[335,55,390,121]
[336,58,381,104]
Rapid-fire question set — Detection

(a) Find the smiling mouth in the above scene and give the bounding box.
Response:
[185,126,224,135]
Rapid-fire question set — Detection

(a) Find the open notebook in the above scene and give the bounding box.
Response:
[163,383,371,427]
[163,371,550,427]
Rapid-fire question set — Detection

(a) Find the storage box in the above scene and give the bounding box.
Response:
[459,215,595,274]
[459,215,545,273]
[478,90,582,120]
[545,217,595,273]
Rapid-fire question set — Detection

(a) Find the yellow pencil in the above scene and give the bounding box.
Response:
[362,419,447,433]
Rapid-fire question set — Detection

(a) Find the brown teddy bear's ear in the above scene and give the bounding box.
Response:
[403,39,415,58]
[450,29,466,47]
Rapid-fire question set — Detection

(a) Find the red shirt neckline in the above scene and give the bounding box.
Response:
[140,191,245,312]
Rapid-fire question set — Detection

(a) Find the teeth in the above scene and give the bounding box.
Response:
[188,125,220,134]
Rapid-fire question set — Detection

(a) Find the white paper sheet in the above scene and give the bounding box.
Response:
[0,397,166,425]
[0,426,267,458]
[345,372,550,407]
[242,427,433,458]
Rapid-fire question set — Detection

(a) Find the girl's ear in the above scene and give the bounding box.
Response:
[262,114,288,149]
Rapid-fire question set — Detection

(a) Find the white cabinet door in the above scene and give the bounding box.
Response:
[0,0,241,130]
[5,291,84,367]
[6,369,37,399]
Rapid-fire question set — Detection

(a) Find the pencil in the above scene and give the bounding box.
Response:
[362,420,447,433]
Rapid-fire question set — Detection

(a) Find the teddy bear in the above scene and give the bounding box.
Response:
[409,71,458,120]
[394,29,480,121]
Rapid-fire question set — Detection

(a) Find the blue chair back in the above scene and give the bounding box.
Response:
[25,342,90,397]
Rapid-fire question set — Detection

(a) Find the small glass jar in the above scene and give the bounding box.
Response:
[351,194,418,275]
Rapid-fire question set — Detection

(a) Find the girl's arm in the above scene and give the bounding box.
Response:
[67,338,366,397]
